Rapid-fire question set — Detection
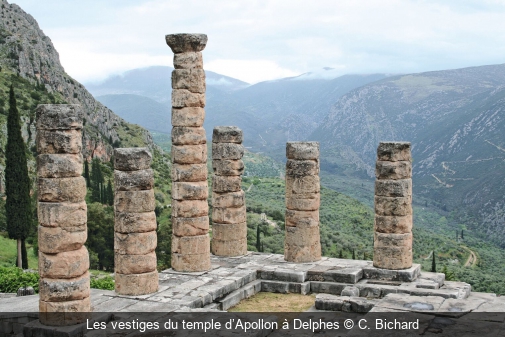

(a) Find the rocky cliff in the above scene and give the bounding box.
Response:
[0,0,154,164]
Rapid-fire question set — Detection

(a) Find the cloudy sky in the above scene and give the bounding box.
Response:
[11,0,505,84]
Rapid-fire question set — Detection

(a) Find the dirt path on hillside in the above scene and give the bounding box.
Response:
[462,246,477,267]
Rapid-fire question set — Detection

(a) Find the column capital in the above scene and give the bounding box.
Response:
[166,33,208,53]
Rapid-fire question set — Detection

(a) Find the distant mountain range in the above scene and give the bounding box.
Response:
[88,63,505,246]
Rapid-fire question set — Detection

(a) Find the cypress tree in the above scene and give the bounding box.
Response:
[431,251,436,272]
[461,230,464,240]
[256,225,261,252]
[339,249,343,258]
[107,180,113,206]
[84,160,90,187]
[352,249,356,260]
[5,86,32,269]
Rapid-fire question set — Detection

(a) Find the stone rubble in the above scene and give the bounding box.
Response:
[284,142,321,262]
[211,126,247,256]
[167,33,211,272]
[36,104,90,326]
[373,142,413,270]
[114,148,158,295]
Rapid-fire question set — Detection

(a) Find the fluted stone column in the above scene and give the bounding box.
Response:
[211,126,247,256]
[373,142,413,269]
[166,33,211,272]
[114,148,158,295]
[36,104,90,326]
[284,142,321,262]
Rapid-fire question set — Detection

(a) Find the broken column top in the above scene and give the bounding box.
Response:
[165,34,208,53]
[377,142,411,162]
[114,148,152,171]
[36,104,83,130]
[213,126,243,143]
[286,142,319,160]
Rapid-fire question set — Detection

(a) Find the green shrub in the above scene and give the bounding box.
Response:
[0,266,39,293]
[90,276,115,290]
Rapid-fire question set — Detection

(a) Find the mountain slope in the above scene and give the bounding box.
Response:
[312,64,505,245]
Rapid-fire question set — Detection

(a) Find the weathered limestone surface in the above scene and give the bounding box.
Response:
[114,148,158,295]
[36,104,90,325]
[373,142,413,270]
[167,33,211,271]
[211,126,247,257]
[285,142,321,263]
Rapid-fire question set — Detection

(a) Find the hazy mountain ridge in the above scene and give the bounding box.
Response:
[313,65,505,245]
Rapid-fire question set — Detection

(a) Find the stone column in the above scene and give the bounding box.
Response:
[36,104,89,326]
[114,148,158,295]
[373,142,413,269]
[166,33,211,272]
[211,126,247,256]
[284,142,321,262]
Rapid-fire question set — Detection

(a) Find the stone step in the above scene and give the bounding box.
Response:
[217,280,262,311]
[362,264,421,282]
[315,293,378,313]
[258,268,306,283]
[261,280,310,295]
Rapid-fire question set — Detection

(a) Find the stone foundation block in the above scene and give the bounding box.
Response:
[38,201,87,228]
[36,104,83,130]
[286,159,319,177]
[173,52,203,69]
[114,190,155,213]
[171,126,206,145]
[115,251,157,274]
[212,143,245,160]
[374,215,413,234]
[166,33,208,53]
[172,89,205,108]
[114,148,152,171]
[114,169,154,191]
[286,175,320,195]
[376,161,412,180]
[211,238,247,256]
[39,272,90,302]
[37,154,83,178]
[212,126,243,143]
[375,196,412,216]
[375,179,412,197]
[285,209,319,227]
[172,181,208,200]
[39,246,89,279]
[212,190,245,208]
[171,107,205,127]
[212,222,247,241]
[172,163,207,182]
[115,211,157,233]
[172,216,209,236]
[38,177,86,203]
[377,142,411,162]
[212,175,242,193]
[212,159,244,176]
[39,297,90,326]
[115,271,158,295]
[172,69,206,93]
[341,286,360,297]
[172,144,207,164]
[38,225,87,253]
[373,246,413,270]
[322,268,363,284]
[171,252,211,272]
[114,231,157,255]
[286,193,320,211]
[286,142,319,160]
[36,129,82,154]
[172,234,209,255]
[374,232,412,247]
[212,205,246,224]
[172,199,209,218]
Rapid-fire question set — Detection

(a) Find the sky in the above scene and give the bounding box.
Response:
[10,0,505,84]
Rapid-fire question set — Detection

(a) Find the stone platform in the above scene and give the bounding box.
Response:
[1,253,504,336]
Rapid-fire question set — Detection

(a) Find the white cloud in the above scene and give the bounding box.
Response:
[12,0,505,83]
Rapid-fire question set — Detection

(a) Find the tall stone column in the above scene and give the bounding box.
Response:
[373,142,413,269]
[36,104,89,326]
[284,142,321,263]
[166,33,211,272]
[114,148,158,295]
[211,126,247,256]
